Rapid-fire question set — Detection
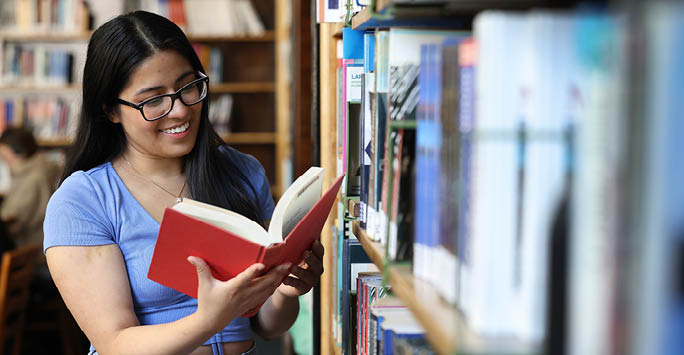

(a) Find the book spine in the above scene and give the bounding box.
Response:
[457,38,476,312]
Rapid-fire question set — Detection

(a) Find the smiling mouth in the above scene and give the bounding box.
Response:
[160,122,190,134]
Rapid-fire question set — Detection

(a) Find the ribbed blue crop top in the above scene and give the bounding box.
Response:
[43,145,275,349]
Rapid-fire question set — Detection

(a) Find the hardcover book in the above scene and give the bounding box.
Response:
[147,168,344,316]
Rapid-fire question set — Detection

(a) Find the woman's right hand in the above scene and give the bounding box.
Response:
[187,256,292,332]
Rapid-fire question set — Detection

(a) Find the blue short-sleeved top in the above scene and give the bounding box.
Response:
[43,145,275,347]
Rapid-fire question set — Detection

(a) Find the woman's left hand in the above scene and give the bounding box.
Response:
[276,240,324,298]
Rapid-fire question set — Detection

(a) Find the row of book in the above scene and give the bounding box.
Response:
[355,272,435,355]
[192,43,223,83]
[208,93,233,135]
[334,2,684,354]
[1,43,74,86]
[0,0,91,33]
[0,95,76,139]
[336,15,573,346]
[140,0,265,37]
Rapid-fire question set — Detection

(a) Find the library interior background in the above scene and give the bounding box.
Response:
[0,0,682,354]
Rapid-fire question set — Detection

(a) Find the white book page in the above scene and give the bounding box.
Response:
[172,199,273,245]
[268,167,324,241]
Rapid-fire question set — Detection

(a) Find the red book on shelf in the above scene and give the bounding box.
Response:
[147,169,343,317]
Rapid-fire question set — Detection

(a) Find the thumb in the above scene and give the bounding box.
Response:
[187,256,212,285]
[230,263,266,287]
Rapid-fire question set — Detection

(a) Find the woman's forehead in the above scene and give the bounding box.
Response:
[124,50,193,91]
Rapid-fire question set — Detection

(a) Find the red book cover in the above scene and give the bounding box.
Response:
[147,175,344,317]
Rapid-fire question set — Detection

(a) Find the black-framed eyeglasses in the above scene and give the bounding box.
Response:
[117,71,209,121]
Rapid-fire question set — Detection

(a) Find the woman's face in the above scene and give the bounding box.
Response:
[112,50,203,160]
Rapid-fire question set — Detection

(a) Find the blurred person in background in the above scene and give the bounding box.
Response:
[0,127,61,277]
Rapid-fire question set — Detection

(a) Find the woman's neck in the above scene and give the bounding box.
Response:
[119,149,184,180]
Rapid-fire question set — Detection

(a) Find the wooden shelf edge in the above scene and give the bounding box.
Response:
[37,137,72,147]
[210,82,275,93]
[351,7,372,30]
[388,266,539,354]
[220,132,277,145]
[0,85,80,93]
[188,30,275,42]
[330,334,342,355]
[351,221,385,271]
[0,31,91,41]
[388,265,459,354]
[333,22,346,39]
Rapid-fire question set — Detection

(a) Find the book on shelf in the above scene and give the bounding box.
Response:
[208,93,233,134]
[342,238,376,354]
[382,29,467,263]
[369,296,406,355]
[0,95,78,140]
[147,168,344,316]
[180,0,265,37]
[378,307,431,355]
[340,28,364,198]
[359,31,374,229]
[3,0,91,33]
[356,272,387,355]
[1,43,75,86]
[456,37,476,311]
[366,30,389,242]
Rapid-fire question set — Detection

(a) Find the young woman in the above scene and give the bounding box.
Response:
[43,11,323,355]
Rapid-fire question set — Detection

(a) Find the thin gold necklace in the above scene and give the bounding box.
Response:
[121,154,186,203]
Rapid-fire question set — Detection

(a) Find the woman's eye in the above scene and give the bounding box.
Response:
[146,97,165,107]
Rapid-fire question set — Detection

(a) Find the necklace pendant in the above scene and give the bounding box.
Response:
[176,197,183,203]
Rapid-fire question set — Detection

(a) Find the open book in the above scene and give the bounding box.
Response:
[147,167,344,316]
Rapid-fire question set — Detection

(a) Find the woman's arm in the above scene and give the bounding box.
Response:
[252,240,325,339]
[47,244,291,355]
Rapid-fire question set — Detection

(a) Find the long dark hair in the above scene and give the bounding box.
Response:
[63,11,264,224]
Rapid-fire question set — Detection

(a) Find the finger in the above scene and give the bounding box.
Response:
[289,265,317,286]
[312,240,325,259]
[187,256,213,285]
[251,263,292,292]
[282,276,310,290]
[231,263,266,287]
[303,250,323,275]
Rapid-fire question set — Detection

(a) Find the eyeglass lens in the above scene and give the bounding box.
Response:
[142,79,207,120]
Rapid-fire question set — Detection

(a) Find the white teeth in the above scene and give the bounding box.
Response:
[161,122,189,134]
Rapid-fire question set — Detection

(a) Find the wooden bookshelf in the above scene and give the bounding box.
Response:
[210,82,275,93]
[319,21,340,355]
[219,132,277,144]
[333,22,345,39]
[352,221,538,354]
[353,221,457,353]
[0,31,91,41]
[188,30,275,42]
[374,0,564,14]
[388,265,460,354]
[352,221,384,268]
[331,338,342,355]
[350,3,471,31]
[0,85,81,93]
[37,137,72,147]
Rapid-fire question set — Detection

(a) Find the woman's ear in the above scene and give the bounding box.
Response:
[103,105,121,123]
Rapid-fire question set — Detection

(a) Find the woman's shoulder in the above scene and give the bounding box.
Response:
[52,162,116,204]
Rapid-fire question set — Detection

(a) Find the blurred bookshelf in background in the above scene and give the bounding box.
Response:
[0,0,292,198]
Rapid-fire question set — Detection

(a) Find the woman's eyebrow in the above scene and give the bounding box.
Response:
[133,70,196,96]
[176,70,195,84]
